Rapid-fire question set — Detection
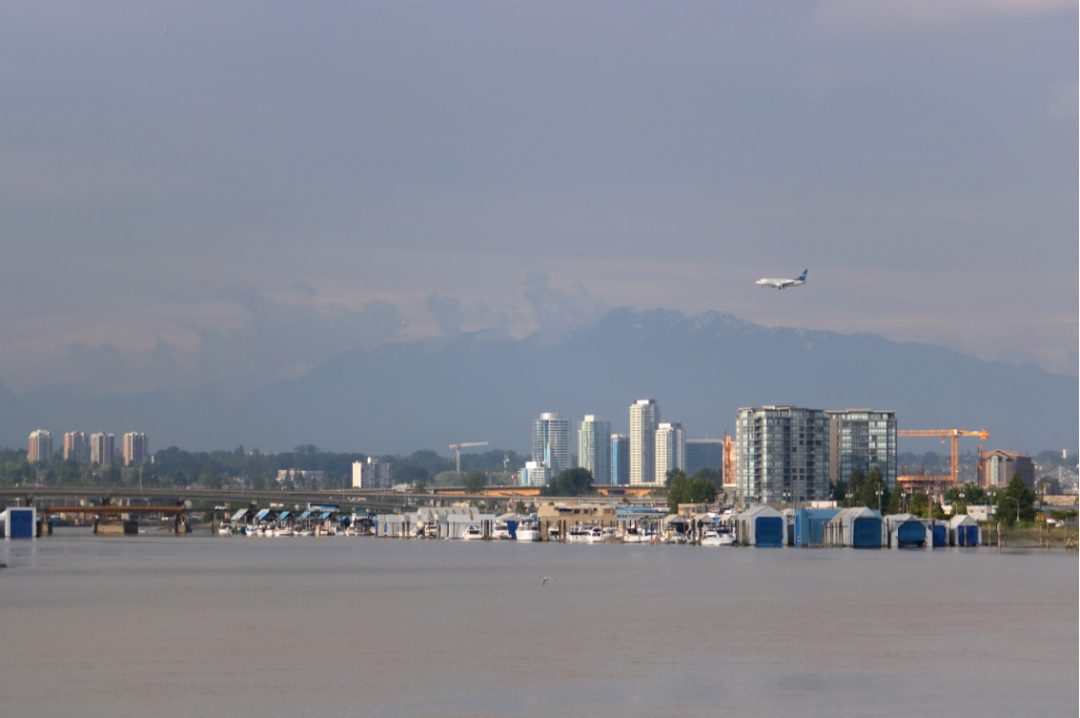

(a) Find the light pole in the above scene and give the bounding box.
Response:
[1012,496,1020,524]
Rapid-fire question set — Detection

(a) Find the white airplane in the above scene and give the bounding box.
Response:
[756,269,808,290]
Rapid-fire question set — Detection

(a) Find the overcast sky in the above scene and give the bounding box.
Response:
[1,0,1076,396]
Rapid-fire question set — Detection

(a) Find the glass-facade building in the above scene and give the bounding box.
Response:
[685,438,724,477]
[611,434,629,485]
[532,413,571,477]
[735,406,829,505]
[825,409,897,488]
[577,415,611,485]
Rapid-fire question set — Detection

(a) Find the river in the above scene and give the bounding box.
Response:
[1,529,1075,717]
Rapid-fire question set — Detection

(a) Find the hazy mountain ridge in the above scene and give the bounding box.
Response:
[4,308,1076,455]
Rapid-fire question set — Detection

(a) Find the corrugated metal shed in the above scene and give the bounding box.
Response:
[886,513,926,548]
[792,508,839,547]
[948,515,979,546]
[825,507,885,548]
[735,506,786,547]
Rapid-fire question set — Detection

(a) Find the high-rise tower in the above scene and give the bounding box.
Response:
[123,432,149,466]
[532,413,571,477]
[610,434,629,485]
[576,415,611,485]
[735,406,829,505]
[90,433,115,465]
[655,422,686,483]
[28,430,53,463]
[629,399,659,486]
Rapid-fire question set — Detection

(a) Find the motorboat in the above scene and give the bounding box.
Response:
[623,530,644,544]
[492,520,513,540]
[547,524,562,542]
[462,524,484,540]
[701,529,735,546]
[664,531,687,545]
[244,524,259,536]
[218,521,233,536]
[515,520,542,542]
[601,527,621,543]
[275,526,294,537]
[566,524,592,543]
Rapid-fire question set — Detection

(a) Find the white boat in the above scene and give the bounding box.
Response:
[623,530,644,544]
[566,525,592,543]
[218,522,232,536]
[275,526,294,537]
[492,520,513,540]
[462,524,484,540]
[701,529,735,546]
[601,527,621,543]
[664,531,687,544]
[515,520,542,542]
[244,524,258,536]
[547,525,562,542]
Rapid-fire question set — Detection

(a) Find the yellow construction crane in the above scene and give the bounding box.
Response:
[898,429,989,485]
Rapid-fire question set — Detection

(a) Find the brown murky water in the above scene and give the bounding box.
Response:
[1,529,1076,717]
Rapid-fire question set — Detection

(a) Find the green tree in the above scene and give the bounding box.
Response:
[845,469,866,506]
[831,480,848,503]
[996,474,1036,525]
[691,467,723,490]
[908,492,930,518]
[464,472,486,493]
[854,467,887,510]
[541,468,594,497]
[667,473,718,513]
[515,500,527,515]
[887,482,904,514]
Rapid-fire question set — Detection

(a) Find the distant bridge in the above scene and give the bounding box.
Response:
[0,486,414,513]
[0,485,666,513]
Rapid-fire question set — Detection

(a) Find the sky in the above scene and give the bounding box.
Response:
[1,0,1076,398]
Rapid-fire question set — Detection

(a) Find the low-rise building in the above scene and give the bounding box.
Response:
[537,502,618,540]
[352,458,392,488]
[980,450,1034,488]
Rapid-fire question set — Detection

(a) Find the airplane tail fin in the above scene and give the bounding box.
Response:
[798,269,808,281]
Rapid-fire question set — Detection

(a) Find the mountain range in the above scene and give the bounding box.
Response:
[3,308,1076,456]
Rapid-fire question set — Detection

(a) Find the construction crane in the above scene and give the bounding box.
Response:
[898,429,989,486]
[449,442,489,473]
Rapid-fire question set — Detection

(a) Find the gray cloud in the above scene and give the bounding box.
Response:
[65,289,403,395]
[0,0,1075,393]
[523,271,608,341]
[424,293,465,336]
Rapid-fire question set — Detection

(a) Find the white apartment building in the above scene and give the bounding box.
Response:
[519,461,552,487]
[655,422,686,483]
[629,399,659,486]
[90,432,115,465]
[63,431,90,462]
[123,432,149,465]
[28,430,53,463]
[352,458,393,489]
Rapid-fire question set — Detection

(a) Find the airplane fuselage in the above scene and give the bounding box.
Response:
[756,270,808,290]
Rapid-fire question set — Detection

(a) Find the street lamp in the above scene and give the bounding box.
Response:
[1012,496,1020,523]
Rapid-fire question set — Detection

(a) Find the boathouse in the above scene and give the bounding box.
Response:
[735,505,785,547]
[920,519,948,547]
[791,508,839,547]
[949,514,980,546]
[824,507,885,548]
[886,513,926,548]
[0,507,36,539]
